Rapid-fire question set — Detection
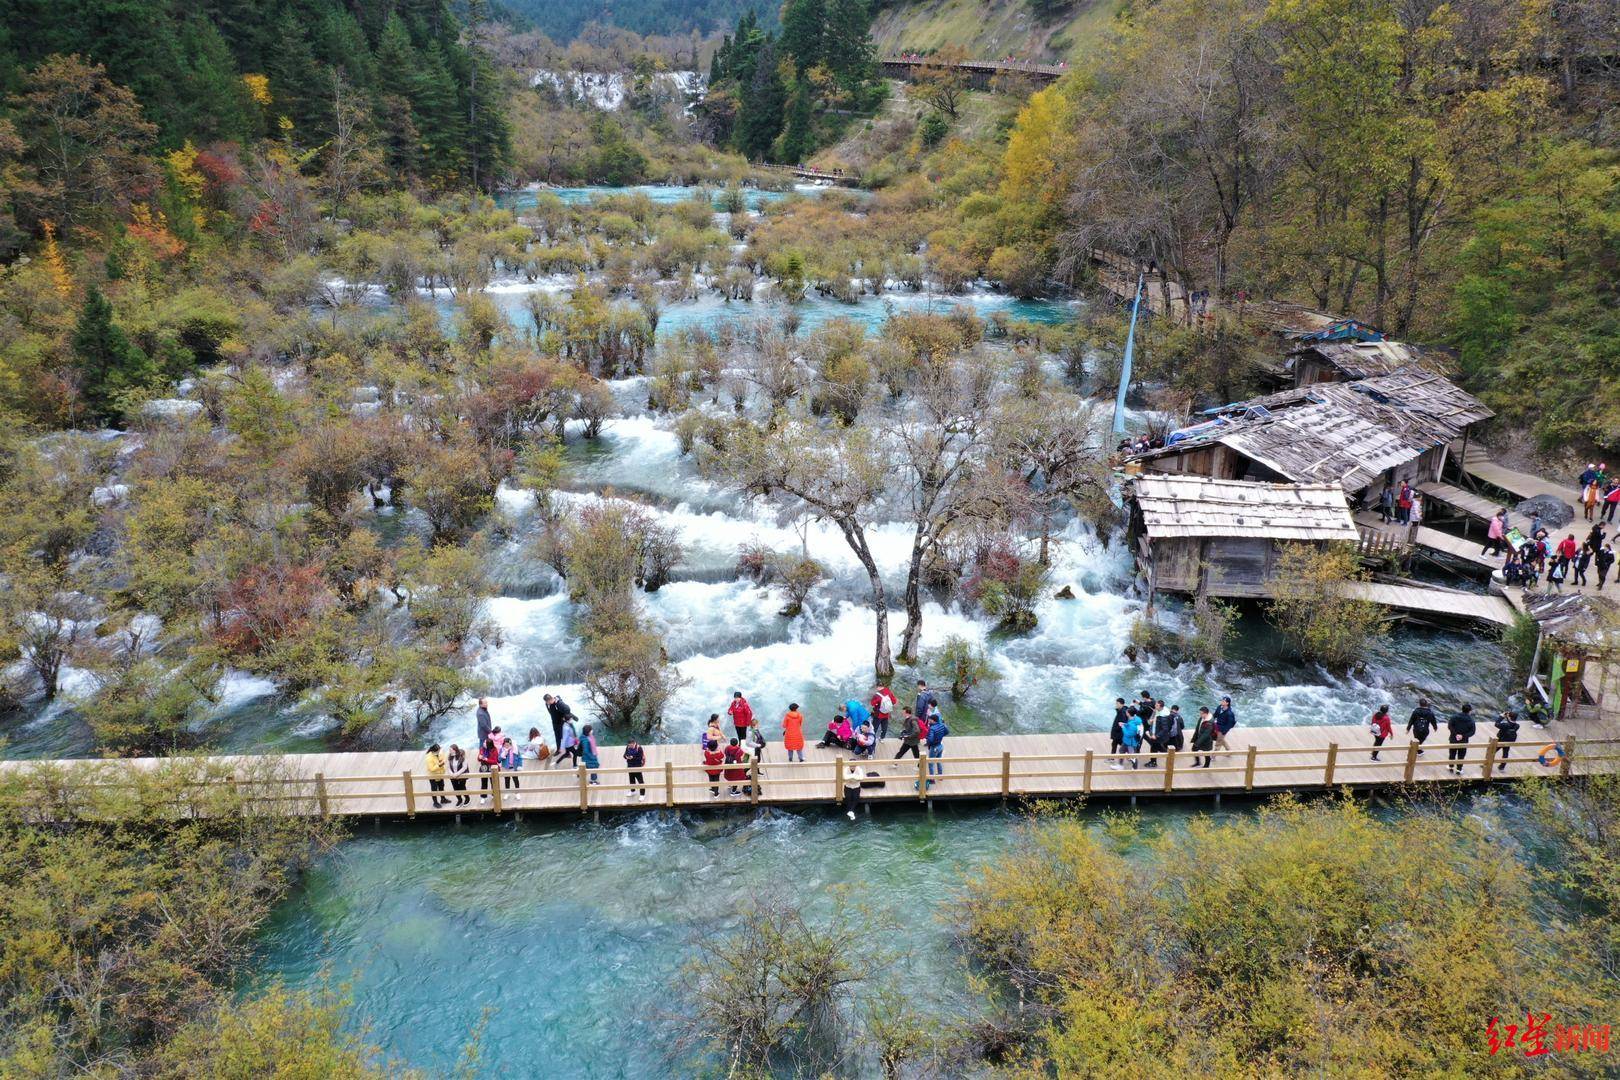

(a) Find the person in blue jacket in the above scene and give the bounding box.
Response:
[844,697,871,728]
[499,737,523,802]
[1122,712,1145,769]
[925,711,948,783]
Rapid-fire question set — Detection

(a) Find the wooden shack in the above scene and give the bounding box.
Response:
[1286,339,1457,388]
[1520,593,1619,721]
[1130,366,1493,509]
[1126,475,1360,600]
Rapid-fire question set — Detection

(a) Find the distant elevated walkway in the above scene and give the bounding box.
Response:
[878,55,1066,87]
[754,163,862,187]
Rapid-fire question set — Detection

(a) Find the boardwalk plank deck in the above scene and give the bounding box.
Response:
[1337,579,1516,627]
[8,713,1614,819]
[1418,480,1506,524]
[1354,512,1498,571]
[1456,445,1576,509]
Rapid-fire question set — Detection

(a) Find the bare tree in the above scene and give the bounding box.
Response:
[321,70,383,213]
[710,414,898,680]
[912,45,972,120]
[893,354,1002,663]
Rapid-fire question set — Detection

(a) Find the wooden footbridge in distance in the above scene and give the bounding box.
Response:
[754,163,863,187]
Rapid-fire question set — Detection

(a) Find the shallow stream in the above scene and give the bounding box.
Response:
[1,184,1523,1076]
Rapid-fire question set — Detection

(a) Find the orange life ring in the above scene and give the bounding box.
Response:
[1537,743,1563,768]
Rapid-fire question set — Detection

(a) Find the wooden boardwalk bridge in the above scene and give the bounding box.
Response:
[6,716,1614,822]
[754,163,862,187]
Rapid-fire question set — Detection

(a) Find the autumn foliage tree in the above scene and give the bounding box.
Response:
[11,54,156,230]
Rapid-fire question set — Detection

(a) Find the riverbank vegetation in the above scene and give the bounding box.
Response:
[0,760,400,1077]
[959,793,1619,1077]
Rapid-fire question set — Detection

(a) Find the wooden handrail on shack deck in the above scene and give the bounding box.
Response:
[3,737,1615,821]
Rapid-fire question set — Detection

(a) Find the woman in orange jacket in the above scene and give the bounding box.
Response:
[782,703,806,761]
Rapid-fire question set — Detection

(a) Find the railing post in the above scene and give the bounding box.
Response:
[315,772,330,817]
[834,756,844,803]
[1000,751,1011,797]
[1404,741,1419,782]
[1163,749,1176,792]
[1561,737,1577,778]
[1323,743,1338,787]
[664,761,675,807]
[917,751,927,801]
[1482,738,1498,780]
[578,763,589,812]
[491,767,503,813]
[403,770,416,818]
[1082,749,1093,794]
[750,758,760,805]
[1244,745,1257,790]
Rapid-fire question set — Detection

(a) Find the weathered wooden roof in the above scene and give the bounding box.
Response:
[1288,340,1458,380]
[1137,366,1492,491]
[1523,592,1620,647]
[1130,475,1360,541]
[1354,367,1492,427]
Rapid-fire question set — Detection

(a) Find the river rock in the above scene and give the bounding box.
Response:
[1054,585,1076,600]
[1515,493,1574,530]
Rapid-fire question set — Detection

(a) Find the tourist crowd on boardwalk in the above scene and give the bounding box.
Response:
[1486,464,1620,590]
[416,677,1554,813]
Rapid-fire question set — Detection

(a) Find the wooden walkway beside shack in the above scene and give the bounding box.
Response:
[1454,444,1576,511]
[1338,579,1517,627]
[1354,512,1497,572]
[5,719,1616,822]
[1418,479,1504,525]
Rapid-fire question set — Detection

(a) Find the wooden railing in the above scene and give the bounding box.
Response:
[6,738,1616,821]
[1358,525,1409,559]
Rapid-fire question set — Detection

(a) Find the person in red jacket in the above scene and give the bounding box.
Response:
[1369,704,1393,761]
[703,739,725,798]
[723,737,749,797]
[869,685,896,741]
[1555,533,1579,577]
[727,691,754,740]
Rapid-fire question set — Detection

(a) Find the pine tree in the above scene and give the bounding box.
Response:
[177,19,256,146]
[709,35,731,83]
[728,11,765,89]
[264,10,330,137]
[411,46,467,181]
[779,77,814,164]
[779,0,828,74]
[373,14,423,176]
[826,0,875,87]
[460,0,509,191]
[736,39,786,161]
[72,287,153,423]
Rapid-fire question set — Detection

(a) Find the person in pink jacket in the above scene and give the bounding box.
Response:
[1482,508,1508,557]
